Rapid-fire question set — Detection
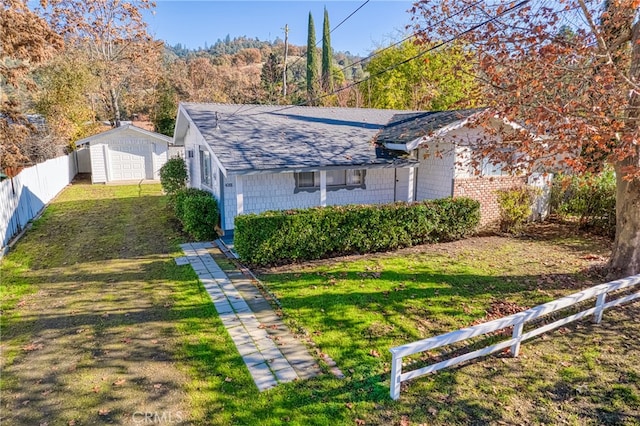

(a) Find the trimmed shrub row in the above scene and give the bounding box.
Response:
[173,188,219,241]
[234,198,480,266]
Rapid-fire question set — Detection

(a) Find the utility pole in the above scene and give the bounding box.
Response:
[282,24,289,98]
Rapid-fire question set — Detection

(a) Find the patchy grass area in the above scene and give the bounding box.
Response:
[259,225,639,425]
[1,181,637,425]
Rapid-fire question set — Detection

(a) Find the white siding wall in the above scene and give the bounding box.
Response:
[326,168,395,206]
[222,168,396,231]
[88,128,170,183]
[415,143,455,200]
[223,175,237,231]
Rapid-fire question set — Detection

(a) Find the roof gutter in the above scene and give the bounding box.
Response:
[227,160,419,176]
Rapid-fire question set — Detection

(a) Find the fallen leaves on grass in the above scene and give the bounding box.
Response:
[98,409,111,416]
[112,379,126,386]
[369,349,380,358]
[224,377,233,382]
[355,419,365,425]
[22,343,44,352]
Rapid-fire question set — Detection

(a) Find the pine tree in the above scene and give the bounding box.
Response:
[306,12,319,105]
[321,7,333,93]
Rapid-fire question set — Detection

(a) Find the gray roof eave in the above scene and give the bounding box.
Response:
[226,159,419,176]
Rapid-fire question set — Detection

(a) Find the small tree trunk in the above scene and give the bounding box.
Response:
[110,87,121,127]
[609,19,640,278]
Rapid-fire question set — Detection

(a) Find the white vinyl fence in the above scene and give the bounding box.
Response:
[389,273,640,400]
[1,153,77,254]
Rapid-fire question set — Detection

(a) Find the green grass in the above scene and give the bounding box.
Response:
[1,182,638,425]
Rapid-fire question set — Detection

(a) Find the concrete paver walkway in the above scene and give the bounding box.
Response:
[179,242,322,391]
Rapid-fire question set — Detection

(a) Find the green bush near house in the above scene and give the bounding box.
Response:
[174,188,219,241]
[234,197,480,266]
[497,186,542,234]
[550,170,616,237]
[159,157,188,196]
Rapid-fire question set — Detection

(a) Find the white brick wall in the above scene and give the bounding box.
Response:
[415,143,455,200]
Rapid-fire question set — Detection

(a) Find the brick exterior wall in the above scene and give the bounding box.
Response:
[453,176,527,227]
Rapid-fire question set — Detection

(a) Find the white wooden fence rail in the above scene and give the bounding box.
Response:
[1,153,77,254]
[389,273,640,400]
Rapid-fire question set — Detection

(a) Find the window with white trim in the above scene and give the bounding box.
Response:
[200,148,212,186]
[294,170,366,192]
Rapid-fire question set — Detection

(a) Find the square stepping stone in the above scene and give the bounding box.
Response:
[267,356,292,373]
[229,332,254,347]
[174,257,189,266]
[274,366,298,383]
[213,301,233,314]
[255,337,278,352]
[249,361,275,382]
[261,347,285,362]
[236,342,259,357]
[242,352,267,368]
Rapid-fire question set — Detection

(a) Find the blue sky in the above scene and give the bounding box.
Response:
[146,1,415,55]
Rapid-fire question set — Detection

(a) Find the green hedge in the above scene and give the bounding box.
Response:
[234,198,480,266]
[174,188,219,241]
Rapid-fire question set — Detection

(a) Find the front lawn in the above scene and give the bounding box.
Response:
[1,182,637,425]
[259,226,639,425]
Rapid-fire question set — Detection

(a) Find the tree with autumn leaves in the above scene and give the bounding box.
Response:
[411,0,639,276]
[1,0,161,171]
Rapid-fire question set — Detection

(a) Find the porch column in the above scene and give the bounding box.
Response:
[235,175,243,215]
[320,171,327,207]
[407,167,415,203]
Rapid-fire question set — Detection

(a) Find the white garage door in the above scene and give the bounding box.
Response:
[109,144,150,181]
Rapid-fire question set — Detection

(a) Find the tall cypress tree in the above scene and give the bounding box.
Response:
[306,12,319,105]
[321,7,333,93]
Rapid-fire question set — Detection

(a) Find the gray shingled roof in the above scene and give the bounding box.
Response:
[181,103,482,174]
[374,108,487,146]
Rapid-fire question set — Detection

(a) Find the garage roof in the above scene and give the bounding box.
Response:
[75,124,172,147]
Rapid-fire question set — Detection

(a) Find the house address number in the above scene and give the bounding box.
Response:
[225,183,233,187]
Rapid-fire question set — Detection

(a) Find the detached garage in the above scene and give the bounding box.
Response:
[76,124,176,184]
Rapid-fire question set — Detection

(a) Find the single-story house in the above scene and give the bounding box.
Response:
[76,124,182,184]
[173,103,547,234]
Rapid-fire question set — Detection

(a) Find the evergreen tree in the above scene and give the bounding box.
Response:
[321,7,333,93]
[306,12,319,105]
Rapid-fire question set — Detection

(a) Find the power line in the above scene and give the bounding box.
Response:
[285,0,371,79]
[221,1,371,121]
[240,0,531,118]
[336,0,485,77]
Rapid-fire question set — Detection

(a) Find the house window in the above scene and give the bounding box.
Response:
[326,170,346,186]
[294,170,366,192]
[481,157,505,176]
[297,171,319,188]
[200,148,212,186]
[187,150,194,158]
